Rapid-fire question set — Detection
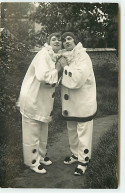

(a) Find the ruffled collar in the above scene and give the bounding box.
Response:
[44,43,61,62]
[44,42,86,64]
[61,42,86,64]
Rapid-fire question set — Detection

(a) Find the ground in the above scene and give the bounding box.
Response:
[7,114,118,189]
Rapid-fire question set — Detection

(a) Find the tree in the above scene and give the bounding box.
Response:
[1,2,35,45]
[30,2,119,48]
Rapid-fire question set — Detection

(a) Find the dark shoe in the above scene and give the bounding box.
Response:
[30,163,46,174]
[74,164,87,176]
[40,157,52,166]
[64,154,78,164]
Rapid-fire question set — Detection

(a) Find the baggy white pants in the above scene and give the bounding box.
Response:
[22,115,48,167]
[67,120,93,164]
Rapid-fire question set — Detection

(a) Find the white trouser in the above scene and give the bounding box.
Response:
[67,120,93,164]
[22,115,48,167]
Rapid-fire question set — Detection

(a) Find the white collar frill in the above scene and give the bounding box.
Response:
[61,42,86,64]
[44,43,62,62]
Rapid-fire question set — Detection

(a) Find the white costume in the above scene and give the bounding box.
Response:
[17,43,60,166]
[61,42,97,165]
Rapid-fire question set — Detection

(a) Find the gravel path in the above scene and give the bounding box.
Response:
[8,115,118,188]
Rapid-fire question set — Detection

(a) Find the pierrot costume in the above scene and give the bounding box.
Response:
[17,43,60,167]
[61,42,97,165]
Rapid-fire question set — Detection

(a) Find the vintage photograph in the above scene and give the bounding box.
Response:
[0,1,119,189]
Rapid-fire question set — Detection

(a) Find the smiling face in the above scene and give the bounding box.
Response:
[63,36,76,51]
[50,36,62,53]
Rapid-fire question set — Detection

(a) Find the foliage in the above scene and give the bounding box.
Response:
[1,2,118,49]
[30,2,118,48]
[1,2,36,48]
[0,29,33,131]
[84,123,118,188]
[1,3,30,41]
[0,30,34,187]
[94,63,118,117]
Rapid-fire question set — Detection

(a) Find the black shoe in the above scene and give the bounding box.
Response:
[64,154,78,164]
[40,157,52,165]
[74,164,87,176]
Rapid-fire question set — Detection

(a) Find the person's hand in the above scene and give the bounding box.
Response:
[55,61,63,78]
[58,56,68,69]
[55,61,62,72]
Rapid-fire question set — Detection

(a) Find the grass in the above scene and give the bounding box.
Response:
[96,86,118,117]
[84,123,118,189]
[94,63,118,118]
[0,55,118,187]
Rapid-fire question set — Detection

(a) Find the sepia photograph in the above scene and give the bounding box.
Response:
[0,0,120,190]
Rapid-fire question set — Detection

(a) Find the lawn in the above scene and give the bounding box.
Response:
[0,50,118,187]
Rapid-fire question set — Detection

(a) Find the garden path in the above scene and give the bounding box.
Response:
[8,114,118,189]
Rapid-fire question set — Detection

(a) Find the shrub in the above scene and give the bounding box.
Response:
[94,62,118,117]
[84,123,118,189]
[94,62,118,88]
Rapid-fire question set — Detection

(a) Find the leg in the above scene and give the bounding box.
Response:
[74,120,93,176]
[67,121,79,157]
[22,115,46,173]
[39,122,52,165]
[39,122,48,159]
[77,120,93,164]
[22,115,41,167]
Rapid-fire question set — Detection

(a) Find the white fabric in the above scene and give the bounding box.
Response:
[67,120,93,163]
[17,44,59,123]
[61,42,97,118]
[22,115,48,167]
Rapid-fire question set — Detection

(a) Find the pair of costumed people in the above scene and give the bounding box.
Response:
[17,32,97,176]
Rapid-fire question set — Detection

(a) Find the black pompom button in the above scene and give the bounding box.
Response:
[69,72,72,77]
[85,157,89,162]
[64,94,69,100]
[65,70,67,75]
[32,149,37,153]
[84,149,89,154]
[63,110,68,116]
[38,164,44,170]
[32,159,36,164]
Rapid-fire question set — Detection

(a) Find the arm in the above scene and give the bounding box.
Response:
[61,53,91,89]
[34,49,58,85]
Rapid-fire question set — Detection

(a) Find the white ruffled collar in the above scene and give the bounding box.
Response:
[61,42,86,64]
[44,42,86,64]
[44,43,61,62]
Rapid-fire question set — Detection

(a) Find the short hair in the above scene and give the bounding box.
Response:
[62,32,79,45]
[47,32,62,45]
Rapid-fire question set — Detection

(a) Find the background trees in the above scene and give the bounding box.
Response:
[30,2,119,48]
[1,2,119,49]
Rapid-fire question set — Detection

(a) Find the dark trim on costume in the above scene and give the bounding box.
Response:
[62,111,97,122]
[78,162,88,166]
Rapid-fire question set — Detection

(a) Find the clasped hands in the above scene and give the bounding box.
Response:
[55,56,68,73]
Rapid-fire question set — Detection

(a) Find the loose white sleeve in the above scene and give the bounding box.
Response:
[61,53,91,89]
[34,50,58,84]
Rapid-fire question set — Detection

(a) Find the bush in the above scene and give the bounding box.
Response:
[94,62,118,117]
[0,31,34,187]
[84,123,118,189]
[94,62,118,88]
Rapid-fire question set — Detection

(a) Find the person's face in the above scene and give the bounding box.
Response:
[50,36,62,53]
[63,36,76,51]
